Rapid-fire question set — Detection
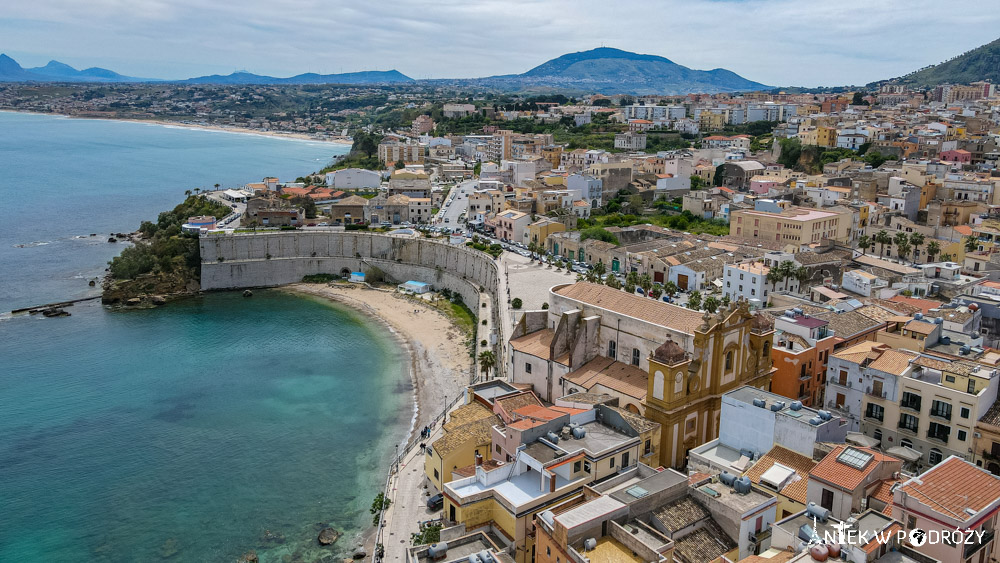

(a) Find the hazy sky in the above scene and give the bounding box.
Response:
[4,0,999,86]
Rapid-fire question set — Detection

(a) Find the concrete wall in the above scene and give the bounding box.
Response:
[200,231,504,377]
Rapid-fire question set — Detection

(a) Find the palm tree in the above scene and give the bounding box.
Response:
[625,281,637,294]
[593,261,607,280]
[639,273,653,295]
[687,290,702,311]
[926,241,941,263]
[703,296,720,314]
[767,261,799,292]
[720,294,731,309]
[213,183,220,190]
[650,284,664,300]
[478,350,497,380]
[794,265,810,288]
[909,233,925,263]
[875,230,891,257]
[527,242,538,261]
[663,281,679,297]
[966,235,980,253]
[606,275,622,290]
[893,232,909,259]
[857,234,872,255]
[626,271,640,287]
[941,253,953,262]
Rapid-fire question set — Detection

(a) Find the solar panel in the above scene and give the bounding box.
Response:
[837,447,874,469]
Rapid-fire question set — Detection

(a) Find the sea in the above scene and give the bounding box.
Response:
[0,112,412,562]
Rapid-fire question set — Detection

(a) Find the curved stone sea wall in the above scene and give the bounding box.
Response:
[200,231,504,374]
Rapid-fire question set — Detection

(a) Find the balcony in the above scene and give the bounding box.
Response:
[965,529,994,558]
[865,388,887,400]
[929,409,952,421]
[926,431,950,445]
[897,423,918,434]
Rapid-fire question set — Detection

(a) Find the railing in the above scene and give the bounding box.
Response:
[965,529,994,558]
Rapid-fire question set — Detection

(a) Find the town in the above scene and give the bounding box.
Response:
[129,77,1000,563]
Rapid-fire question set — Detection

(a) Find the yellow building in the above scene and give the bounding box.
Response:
[730,205,854,248]
[541,145,563,169]
[424,401,501,492]
[524,217,566,247]
[642,302,776,468]
[816,126,837,148]
[699,112,726,132]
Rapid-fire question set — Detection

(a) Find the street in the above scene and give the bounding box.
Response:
[435,179,477,227]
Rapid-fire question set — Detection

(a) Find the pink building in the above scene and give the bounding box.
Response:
[749,176,784,195]
[940,149,972,164]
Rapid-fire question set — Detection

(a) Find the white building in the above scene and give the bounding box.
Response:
[614,132,647,151]
[723,261,780,308]
[841,269,885,297]
[325,168,382,190]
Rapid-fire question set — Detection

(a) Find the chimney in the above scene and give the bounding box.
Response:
[475,453,483,467]
[549,474,557,493]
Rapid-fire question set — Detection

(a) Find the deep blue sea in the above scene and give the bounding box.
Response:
[0,110,347,312]
[0,113,410,562]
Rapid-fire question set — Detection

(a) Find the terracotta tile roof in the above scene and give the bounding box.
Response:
[672,519,735,563]
[432,414,500,457]
[494,391,543,423]
[889,295,943,315]
[814,310,884,339]
[832,341,887,365]
[863,298,922,316]
[853,305,899,323]
[444,401,499,432]
[563,356,648,400]
[868,349,918,376]
[899,456,1000,520]
[654,496,711,532]
[609,407,659,433]
[810,445,899,492]
[954,225,973,236]
[510,329,556,360]
[744,445,816,504]
[981,399,1000,428]
[870,479,900,515]
[863,522,901,554]
[555,283,705,334]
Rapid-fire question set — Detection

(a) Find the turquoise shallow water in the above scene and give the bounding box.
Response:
[0,291,411,562]
[0,112,409,562]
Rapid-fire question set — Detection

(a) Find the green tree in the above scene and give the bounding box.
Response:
[966,235,980,253]
[690,175,706,190]
[893,232,910,259]
[857,234,872,255]
[851,92,868,106]
[593,261,607,279]
[926,241,941,263]
[478,350,497,379]
[624,281,636,294]
[703,296,720,314]
[511,298,523,309]
[687,290,702,311]
[909,233,925,263]
[605,275,622,290]
[875,230,892,257]
[394,159,405,170]
[639,273,653,294]
[371,492,391,526]
[650,284,664,299]
[663,281,679,297]
[720,294,731,309]
[580,227,620,245]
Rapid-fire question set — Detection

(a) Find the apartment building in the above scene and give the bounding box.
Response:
[722,261,780,307]
[508,283,776,468]
[378,141,423,165]
[613,132,647,150]
[771,309,837,407]
[730,205,854,247]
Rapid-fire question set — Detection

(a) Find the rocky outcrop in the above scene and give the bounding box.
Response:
[317,527,340,545]
[237,550,259,563]
[102,270,198,306]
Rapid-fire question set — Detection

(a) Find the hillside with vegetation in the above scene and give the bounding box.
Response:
[103,195,232,305]
[890,37,1000,87]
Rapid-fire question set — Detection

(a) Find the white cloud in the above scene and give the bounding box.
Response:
[4,0,999,86]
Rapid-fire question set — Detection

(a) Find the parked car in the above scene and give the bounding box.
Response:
[426,493,444,511]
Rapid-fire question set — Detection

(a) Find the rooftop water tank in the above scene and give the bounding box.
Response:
[790,401,803,411]
[914,312,924,320]
[809,417,823,426]
[793,308,803,315]
[753,398,767,408]
[467,555,481,563]
[584,538,597,551]
[818,410,832,421]
[933,317,943,325]
[807,502,831,523]
[798,524,815,542]
[941,336,952,345]
[734,476,752,494]
[571,427,586,439]
[720,471,737,486]
[770,401,786,412]
[478,550,495,563]
[427,543,449,558]
[810,544,830,561]
[546,432,559,444]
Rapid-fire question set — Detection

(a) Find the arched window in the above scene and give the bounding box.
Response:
[763,341,771,358]
[900,438,913,449]
[725,351,734,371]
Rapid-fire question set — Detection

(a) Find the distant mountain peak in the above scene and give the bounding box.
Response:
[889,36,1000,87]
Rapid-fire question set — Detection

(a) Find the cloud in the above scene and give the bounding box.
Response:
[4,0,999,86]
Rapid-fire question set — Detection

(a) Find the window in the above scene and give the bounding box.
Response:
[838,370,848,386]
[958,430,968,442]
[945,375,956,383]
[584,461,591,472]
[969,379,977,394]
[632,348,640,367]
[901,392,921,411]
[873,429,882,442]
[434,468,439,479]
[610,457,615,468]
[927,422,950,443]
[525,363,532,374]
[898,413,918,433]
[900,438,913,449]
[930,400,952,420]
[574,461,581,472]
[928,448,943,465]
[725,351,734,371]
[608,340,617,360]
[644,439,652,455]
[496,444,501,454]
[961,407,971,419]
[865,403,884,422]
[906,515,916,530]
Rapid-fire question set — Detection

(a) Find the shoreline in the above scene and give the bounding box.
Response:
[0,109,353,145]
[284,282,474,438]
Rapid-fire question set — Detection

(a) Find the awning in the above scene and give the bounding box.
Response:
[886,446,923,462]
[846,432,880,448]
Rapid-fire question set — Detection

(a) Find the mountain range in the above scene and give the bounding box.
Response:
[887,36,1000,87]
[0,48,768,94]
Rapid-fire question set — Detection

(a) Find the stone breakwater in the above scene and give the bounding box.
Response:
[200,230,505,376]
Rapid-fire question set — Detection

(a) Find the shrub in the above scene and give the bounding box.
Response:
[511,298,523,309]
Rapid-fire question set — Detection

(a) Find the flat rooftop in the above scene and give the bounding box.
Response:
[694,480,773,513]
[450,468,576,507]
[776,511,840,543]
[580,537,644,563]
[556,496,626,531]
[726,385,832,427]
[609,468,689,505]
[557,421,635,457]
[411,532,498,563]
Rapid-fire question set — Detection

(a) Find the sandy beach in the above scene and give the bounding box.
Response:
[286,282,474,435]
[0,109,352,144]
